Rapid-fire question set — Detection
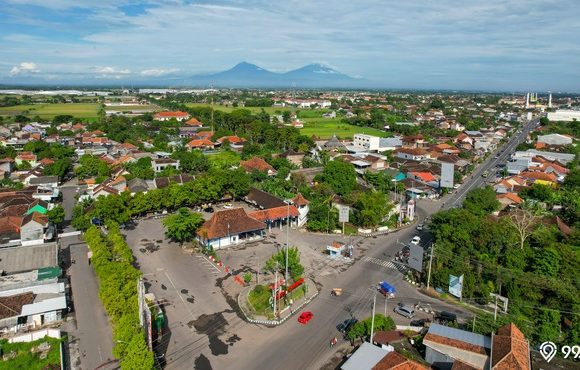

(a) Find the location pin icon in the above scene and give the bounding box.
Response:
[539,341,557,363]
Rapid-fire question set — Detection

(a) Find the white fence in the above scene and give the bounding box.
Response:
[9,328,61,343]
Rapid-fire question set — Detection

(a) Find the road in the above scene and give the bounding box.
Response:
[59,180,115,370]
[219,118,541,370]
[444,117,540,209]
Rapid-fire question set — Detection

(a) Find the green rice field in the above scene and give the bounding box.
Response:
[299,118,385,139]
[0,103,101,119]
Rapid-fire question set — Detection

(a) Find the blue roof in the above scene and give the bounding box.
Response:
[427,324,491,349]
[379,281,396,293]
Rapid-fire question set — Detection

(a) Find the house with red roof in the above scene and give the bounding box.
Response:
[15,152,38,167]
[408,171,438,184]
[186,138,215,151]
[240,157,277,176]
[197,208,266,249]
[215,135,246,150]
[248,205,299,231]
[185,117,203,126]
[496,192,523,209]
[490,324,530,370]
[154,111,190,121]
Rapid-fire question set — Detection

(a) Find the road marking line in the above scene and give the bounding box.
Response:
[198,255,222,273]
[164,271,196,323]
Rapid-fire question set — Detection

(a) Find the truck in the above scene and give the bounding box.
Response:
[378,281,396,298]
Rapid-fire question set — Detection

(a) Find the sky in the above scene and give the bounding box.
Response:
[1,0,579,91]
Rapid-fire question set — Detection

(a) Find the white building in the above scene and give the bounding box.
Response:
[353,134,402,152]
[547,110,580,122]
[537,133,573,146]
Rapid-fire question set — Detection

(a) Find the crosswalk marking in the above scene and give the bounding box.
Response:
[362,256,409,274]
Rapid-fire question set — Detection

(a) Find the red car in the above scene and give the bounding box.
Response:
[298,311,313,324]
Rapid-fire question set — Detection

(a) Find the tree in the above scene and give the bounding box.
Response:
[347,314,395,341]
[47,205,66,227]
[172,150,210,174]
[44,158,72,179]
[353,191,393,228]
[264,246,304,281]
[162,208,204,243]
[507,208,539,249]
[463,186,500,215]
[322,159,357,196]
[535,310,561,343]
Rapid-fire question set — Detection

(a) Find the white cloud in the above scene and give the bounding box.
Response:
[93,66,131,74]
[9,62,40,76]
[140,68,179,77]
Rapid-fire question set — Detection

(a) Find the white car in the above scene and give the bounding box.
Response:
[410,236,421,245]
[416,224,423,231]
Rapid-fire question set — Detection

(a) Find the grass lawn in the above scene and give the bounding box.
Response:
[247,283,306,318]
[206,150,241,168]
[0,103,100,119]
[185,103,293,115]
[299,118,385,139]
[104,104,157,112]
[0,336,62,370]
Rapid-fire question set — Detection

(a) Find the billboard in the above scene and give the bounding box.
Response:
[440,162,455,188]
[339,206,350,223]
[409,244,424,272]
[449,274,464,299]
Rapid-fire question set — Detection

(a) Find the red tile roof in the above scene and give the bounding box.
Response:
[496,192,523,204]
[154,111,189,118]
[0,292,35,320]
[372,351,428,370]
[39,158,55,166]
[186,139,214,148]
[424,333,488,355]
[195,131,215,140]
[16,152,37,161]
[240,157,276,174]
[492,323,530,370]
[292,193,310,206]
[519,171,557,183]
[197,208,265,240]
[410,171,437,182]
[248,205,299,222]
[373,330,408,345]
[451,360,480,370]
[185,117,202,126]
[217,135,246,144]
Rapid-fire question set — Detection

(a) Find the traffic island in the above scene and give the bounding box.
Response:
[237,277,318,326]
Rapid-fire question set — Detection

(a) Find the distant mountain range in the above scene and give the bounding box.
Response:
[0,62,368,88]
[188,61,364,88]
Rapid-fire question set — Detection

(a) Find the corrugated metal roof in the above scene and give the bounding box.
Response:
[428,324,491,349]
[341,342,389,370]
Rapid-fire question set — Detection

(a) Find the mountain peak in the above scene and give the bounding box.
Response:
[231,61,264,71]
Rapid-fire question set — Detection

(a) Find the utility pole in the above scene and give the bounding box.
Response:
[384,294,388,317]
[273,261,278,320]
[285,201,290,290]
[472,315,476,332]
[370,289,377,344]
[427,243,434,289]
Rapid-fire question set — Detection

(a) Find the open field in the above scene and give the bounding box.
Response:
[299,118,385,139]
[0,103,100,119]
[185,103,294,115]
[104,104,158,112]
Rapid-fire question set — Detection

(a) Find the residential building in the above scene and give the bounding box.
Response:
[353,134,402,152]
[490,323,531,370]
[394,148,429,161]
[153,111,190,121]
[186,138,215,151]
[15,152,38,167]
[423,324,491,370]
[279,149,305,167]
[152,158,180,173]
[197,208,266,249]
[240,157,277,176]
